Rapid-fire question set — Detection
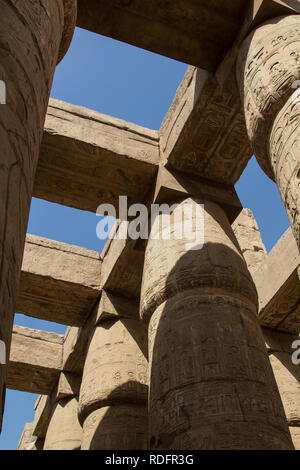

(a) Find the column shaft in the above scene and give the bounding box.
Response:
[236,15,300,248]
[0,0,76,431]
[263,328,300,450]
[79,314,148,450]
[140,197,294,449]
[44,397,82,450]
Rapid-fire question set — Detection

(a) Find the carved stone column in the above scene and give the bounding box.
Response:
[140,197,294,449]
[236,15,300,248]
[0,0,77,431]
[263,328,300,450]
[43,372,82,450]
[44,396,82,450]
[18,423,44,451]
[79,293,148,450]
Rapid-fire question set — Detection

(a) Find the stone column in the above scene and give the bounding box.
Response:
[43,372,82,450]
[44,396,82,450]
[79,293,148,450]
[140,197,294,449]
[236,15,300,249]
[0,0,77,431]
[232,208,267,275]
[18,423,44,451]
[263,328,300,450]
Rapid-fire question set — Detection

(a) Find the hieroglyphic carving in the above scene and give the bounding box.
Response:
[237,14,300,250]
[141,199,257,321]
[141,198,293,449]
[16,234,102,326]
[81,406,148,450]
[232,208,267,275]
[161,68,252,184]
[34,100,159,214]
[270,90,300,247]
[78,305,148,449]
[237,15,300,179]
[0,0,76,430]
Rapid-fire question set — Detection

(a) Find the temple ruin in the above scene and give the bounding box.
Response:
[0,0,300,450]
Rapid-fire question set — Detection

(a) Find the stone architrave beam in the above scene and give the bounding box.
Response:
[34,99,159,214]
[253,229,300,334]
[76,1,297,72]
[16,234,102,326]
[160,67,252,185]
[7,326,63,395]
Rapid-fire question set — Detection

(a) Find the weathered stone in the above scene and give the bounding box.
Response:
[56,372,81,401]
[152,167,242,224]
[79,296,148,450]
[76,0,295,71]
[97,290,140,324]
[7,325,63,394]
[34,99,159,214]
[81,406,148,450]
[290,426,300,450]
[4,0,300,452]
[216,0,300,89]
[32,394,54,439]
[237,14,300,178]
[18,423,44,451]
[232,208,267,275]
[237,15,300,249]
[253,228,300,333]
[43,396,82,450]
[160,67,252,185]
[0,0,76,432]
[16,234,102,326]
[58,0,78,64]
[263,327,299,354]
[269,353,300,425]
[262,328,300,429]
[79,318,148,422]
[140,197,293,450]
[100,222,145,300]
[270,89,300,247]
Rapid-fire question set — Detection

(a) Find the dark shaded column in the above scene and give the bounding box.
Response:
[140,197,294,449]
[0,0,77,431]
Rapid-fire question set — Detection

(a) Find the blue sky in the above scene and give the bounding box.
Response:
[0,27,289,450]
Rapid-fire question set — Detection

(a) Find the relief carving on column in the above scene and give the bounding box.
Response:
[140,198,293,449]
[236,15,300,179]
[269,90,300,247]
[0,0,77,430]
